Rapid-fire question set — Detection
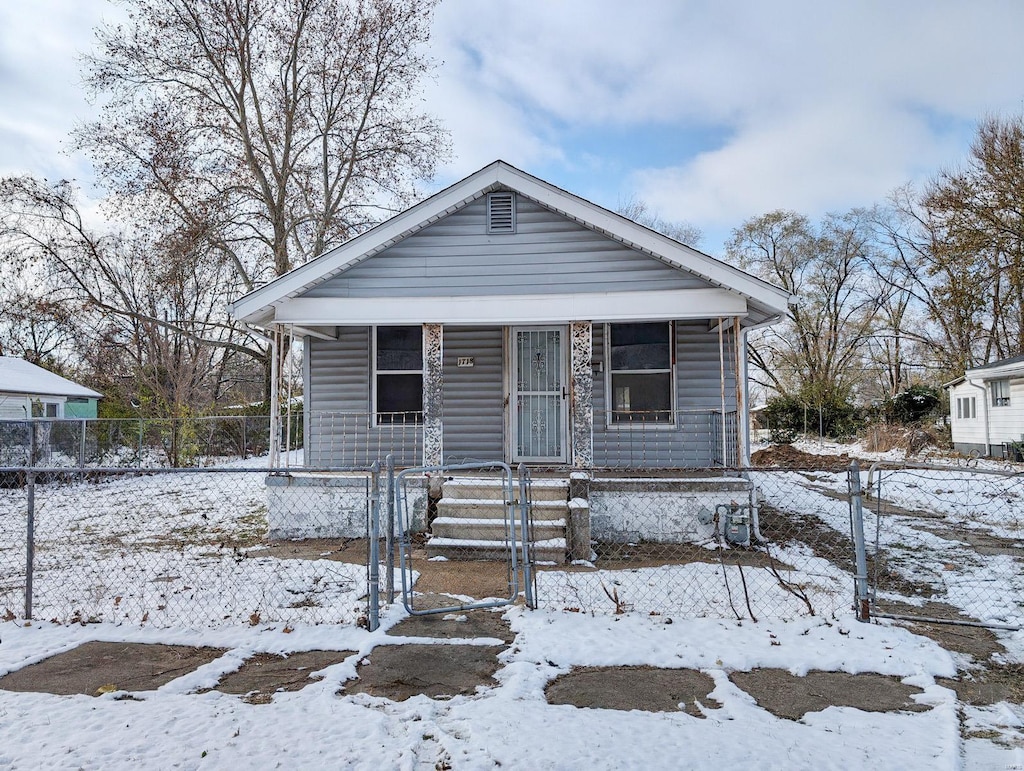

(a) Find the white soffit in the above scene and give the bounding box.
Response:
[271,288,747,325]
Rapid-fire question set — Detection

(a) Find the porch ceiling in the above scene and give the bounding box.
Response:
[269,287,748,326]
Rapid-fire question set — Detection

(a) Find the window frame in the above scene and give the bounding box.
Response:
[604,321,676,429]
[956,396,976,420]
[371,325,424,427]
[30,399,61,419]
[990,379,1010,407]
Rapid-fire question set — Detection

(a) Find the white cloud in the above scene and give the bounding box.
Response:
[427,0,1024,251]
[632,98,969,229]
[5,0,1024,253]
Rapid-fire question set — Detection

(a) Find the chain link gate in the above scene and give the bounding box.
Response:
[849,460,1024,631]
[373,458,537,619]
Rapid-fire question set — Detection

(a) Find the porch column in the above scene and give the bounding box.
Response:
[422,323,444,467]
[570,321,593,469]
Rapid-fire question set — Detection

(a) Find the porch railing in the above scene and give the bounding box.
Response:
[1,408,739,471]
[594,409,738,468]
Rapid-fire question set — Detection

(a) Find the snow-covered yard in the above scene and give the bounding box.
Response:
[1,607,1022,769]
[0,442,1022,767]
[0,468,370,626]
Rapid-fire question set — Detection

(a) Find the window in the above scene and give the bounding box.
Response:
[956,396,976,420]
[991,379,1010,407]
[30,400,59,418]
[374,326,423,424]
[608,322,673,424]
[486,192,516,233]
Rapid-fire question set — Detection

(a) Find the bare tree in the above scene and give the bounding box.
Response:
[921,114,1024,364]
[617,195,703,246]
[0,275,78,370]
[726,210,881,406]
[77,0,448,291]
[0,175,254,414]
[869,192,990,381]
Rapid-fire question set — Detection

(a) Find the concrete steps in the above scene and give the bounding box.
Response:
[426,476,569,564]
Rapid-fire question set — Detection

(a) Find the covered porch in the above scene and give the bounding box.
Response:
[267,314,749,472]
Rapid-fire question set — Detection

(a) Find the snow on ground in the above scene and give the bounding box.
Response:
[2,608,1019,770]
[536,550,850,621]
[0,442,1021,766]
[0,463,370,626]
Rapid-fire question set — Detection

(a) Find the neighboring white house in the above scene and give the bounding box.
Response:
[0,357,102,420]
[947,354,1024,458]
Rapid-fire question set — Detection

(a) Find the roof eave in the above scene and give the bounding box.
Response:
[231,160,793,325]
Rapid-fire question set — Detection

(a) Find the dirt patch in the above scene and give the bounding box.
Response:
[343,643,504,701]
[751,444,851,471]
[937,662,1024,705]
[545,666,721,716]
[387,599,513,642]
[0,642,225,696]
[215,650,354,704]
[405,552,518,600]
[912,522,1024,558]
[586,540,786,570]
[757,503,857,575]
[728,669,929,720]
[881,606,1007,662]
[242,538,369,564]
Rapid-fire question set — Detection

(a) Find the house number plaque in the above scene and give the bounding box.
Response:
[457,357,475,367]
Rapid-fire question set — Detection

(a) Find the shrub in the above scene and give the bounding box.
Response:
[760,393,863,441]
[886,385,941,424]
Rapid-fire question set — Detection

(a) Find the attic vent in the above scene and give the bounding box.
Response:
[487,192,516,233]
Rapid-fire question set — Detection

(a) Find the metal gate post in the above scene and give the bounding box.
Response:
[848,460,871,622]
[79,419,87,468]
[518,463,535,609]
[367,462,381,632]
[25,470,36,620]
[385,454,395,604]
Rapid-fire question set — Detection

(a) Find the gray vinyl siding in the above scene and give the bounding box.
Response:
[592,321,737,467]
[303,195,713,299]
[304,322,738,469]
[305,329,421,467]
[441,326,504,462]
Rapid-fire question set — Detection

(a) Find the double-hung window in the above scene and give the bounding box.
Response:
[374,326,423,424]
[991,379,1010,407]
[607,322,674,424]
[956,396,976,420]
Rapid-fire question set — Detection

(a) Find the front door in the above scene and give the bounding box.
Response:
[511,326,568,463]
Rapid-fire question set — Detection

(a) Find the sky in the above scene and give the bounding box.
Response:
[2,0,1024,255]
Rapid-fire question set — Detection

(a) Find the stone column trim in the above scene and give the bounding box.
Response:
[422,323,443,467]
[570,321,593,469]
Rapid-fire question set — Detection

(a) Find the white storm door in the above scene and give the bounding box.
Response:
[512,327,568,463]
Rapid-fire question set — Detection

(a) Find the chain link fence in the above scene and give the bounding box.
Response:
[853,461,1024,630]
[529,466,857,621]
[5,452,1017,632]
[0,417,281,469]
[0,466,379,628]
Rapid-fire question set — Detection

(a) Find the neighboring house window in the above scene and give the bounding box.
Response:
[991,379,1010,407]
[30,400,59,418]
[607,322,673,424]
[956,396,976,420]
[486,192,516,233]
[374,326,423,424]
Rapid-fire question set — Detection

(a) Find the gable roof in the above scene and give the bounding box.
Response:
[0,357,102,399]
[230,160,793,325]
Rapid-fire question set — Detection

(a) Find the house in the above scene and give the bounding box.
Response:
[230,161,792,554]
[0,357,102,420]
[947,354,1024,459]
